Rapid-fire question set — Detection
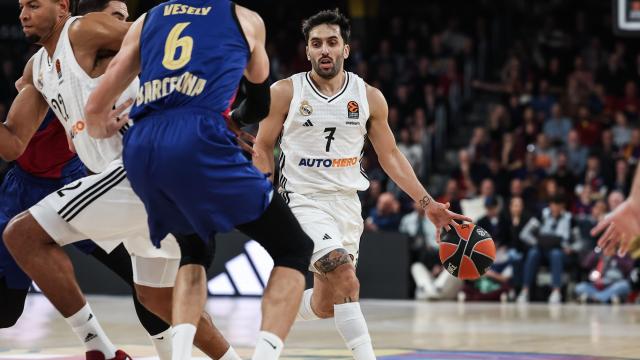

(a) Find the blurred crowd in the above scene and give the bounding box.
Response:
[1,0,639,303]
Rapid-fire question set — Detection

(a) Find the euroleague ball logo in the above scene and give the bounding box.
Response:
[476,228,488,237]
[347,101,359,119]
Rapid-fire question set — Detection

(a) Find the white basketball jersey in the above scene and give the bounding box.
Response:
[32,17,138,173]
[279,71,370,195]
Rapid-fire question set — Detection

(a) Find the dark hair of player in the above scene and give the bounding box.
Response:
[302,8,351,44]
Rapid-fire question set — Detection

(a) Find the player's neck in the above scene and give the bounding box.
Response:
[42,15,71,57]
[309,70,346,97]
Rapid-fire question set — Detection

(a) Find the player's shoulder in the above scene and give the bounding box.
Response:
[70,13,118,39]
[271,78,293,100]
[364,82,387,107]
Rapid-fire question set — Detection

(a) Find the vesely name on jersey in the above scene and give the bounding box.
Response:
[137,71,207,106]
[163,4,211,16]
[298,156,358,168]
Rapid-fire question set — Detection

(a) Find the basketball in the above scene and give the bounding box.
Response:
[439,223,496,280]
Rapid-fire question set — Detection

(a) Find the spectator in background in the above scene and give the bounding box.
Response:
[451,149,486,198]
[612,111,633,148]
[575,251,634,304]
[533,133,557,174]
[566,129,589,176]
[611,158,632,195]
[360,179,382,220]
[622,128,640,165]
[578,153,607,197]
[461,178,499,222]
[467,126,491,163]
[574,106,601,147]
[553,152,578,197]
[573,200,607,271]
[501,132,525,173]
[543,103,572,147]
[366,192,402,232]
[399,203,440,299]
[397,128,423,178]
[531,79,556,119]
[518,195,573,304]
[506,196,536,291]
[607,190,625,212]
[436,179,463,215]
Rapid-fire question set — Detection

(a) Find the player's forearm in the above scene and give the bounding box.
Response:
[630,163,640,201]
[0,123,25,161]
[253,144,275,182]
[379,147,432,205]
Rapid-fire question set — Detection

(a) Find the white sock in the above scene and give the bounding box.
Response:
[64,303,117,358]
[251,331,284,360]
[219,346,242,360]
[296,289,320,321]
[172,323,197,360]
[150,327,173,360]
[334,303,376,360]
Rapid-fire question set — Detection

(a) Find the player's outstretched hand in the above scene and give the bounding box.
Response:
[591,199,640,256]
[225,116,257,156]
[424,200,472,243]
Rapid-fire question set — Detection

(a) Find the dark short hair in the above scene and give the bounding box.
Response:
[549,194,566,205]
[74,0,125,15]
[302,8,351,44]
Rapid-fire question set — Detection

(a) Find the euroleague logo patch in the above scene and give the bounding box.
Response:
[347,100,359,119]
[55,59,62,80]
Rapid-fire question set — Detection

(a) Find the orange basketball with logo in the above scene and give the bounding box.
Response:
[439,223,496,280]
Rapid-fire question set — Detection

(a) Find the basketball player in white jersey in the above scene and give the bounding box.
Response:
[0,0,239,358]
[254,9,471,359]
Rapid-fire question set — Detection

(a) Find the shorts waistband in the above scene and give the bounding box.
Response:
[133,106,224,122]
[10,164,84,186]
[282,190,359,201]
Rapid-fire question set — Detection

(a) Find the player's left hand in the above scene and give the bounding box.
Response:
[591,199,640,256]
[225,115,257,156]
[424,200,472,243]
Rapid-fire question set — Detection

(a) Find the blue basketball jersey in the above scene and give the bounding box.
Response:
[129,0,250,121]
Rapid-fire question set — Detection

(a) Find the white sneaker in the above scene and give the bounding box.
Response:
[516,291,529,304]
[548,290,562,304]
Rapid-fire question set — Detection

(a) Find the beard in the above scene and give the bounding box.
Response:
[24,33,41,43]
[311,56,343,79]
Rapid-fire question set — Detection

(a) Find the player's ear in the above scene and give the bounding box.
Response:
[306,45,311,61]
[58,0,71,15]
[343,44,350,59]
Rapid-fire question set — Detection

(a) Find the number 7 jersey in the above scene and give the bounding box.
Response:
[279,71,370,195]
[31,17,139,174]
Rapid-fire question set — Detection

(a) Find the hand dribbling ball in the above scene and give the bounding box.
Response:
[439,223,496,280]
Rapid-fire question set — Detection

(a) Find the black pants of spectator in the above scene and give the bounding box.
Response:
[0,243,169,335]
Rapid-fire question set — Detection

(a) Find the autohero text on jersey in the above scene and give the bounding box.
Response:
[298,157,359,168]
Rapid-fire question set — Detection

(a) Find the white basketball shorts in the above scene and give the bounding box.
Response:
[284,191,364,273]
[29,158,180,287]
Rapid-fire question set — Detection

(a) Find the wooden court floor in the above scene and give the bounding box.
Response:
[0,295,638,359]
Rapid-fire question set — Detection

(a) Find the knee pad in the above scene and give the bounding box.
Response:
[175,234,215,268]
[237,194,313,274]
